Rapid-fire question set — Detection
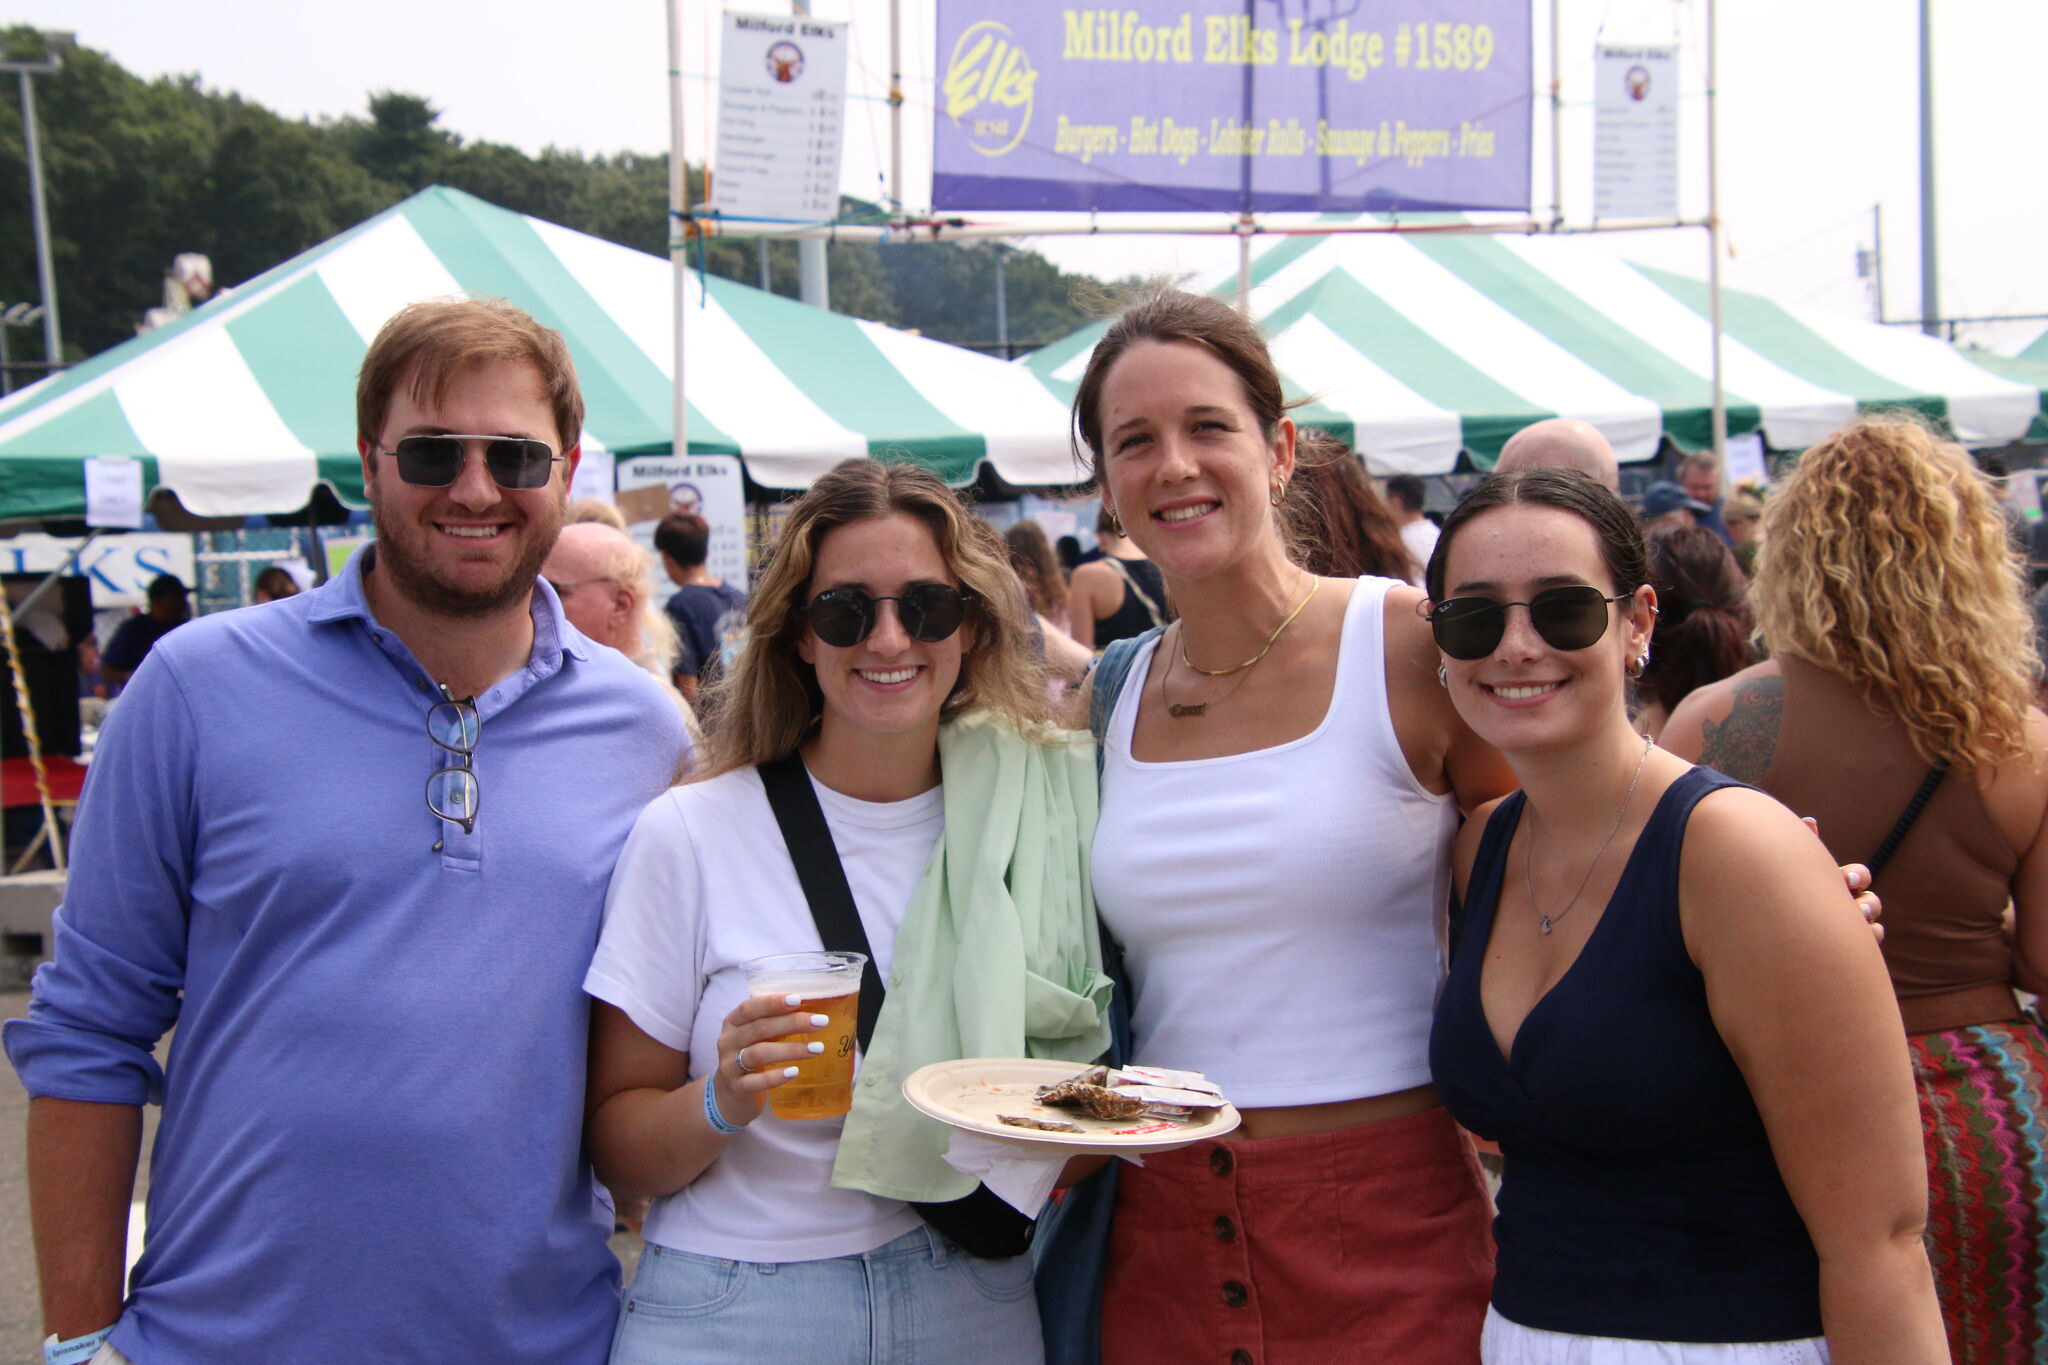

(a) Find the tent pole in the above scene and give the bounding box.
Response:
[1549,0,1563,228]
[1235,215,1253,315]
[0,581,64,871]
[667,0,690,461]
[889,0,904,216]
[1705,0,1727,474]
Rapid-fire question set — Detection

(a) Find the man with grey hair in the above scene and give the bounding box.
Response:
[544,522,696,730]
[1496,417,1621,490]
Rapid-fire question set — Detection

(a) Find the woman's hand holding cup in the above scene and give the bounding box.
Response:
[712,994,832,1127]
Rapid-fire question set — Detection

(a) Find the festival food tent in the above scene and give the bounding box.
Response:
[0,187,1077,524]
[1023,218,2048,474]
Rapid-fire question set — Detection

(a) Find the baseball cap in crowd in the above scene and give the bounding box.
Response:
[147,573,189,600]
[1638,481,1712,521]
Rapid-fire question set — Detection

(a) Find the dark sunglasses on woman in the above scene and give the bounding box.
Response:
[377,434,565,490]
[803,583,973,648]
[1427,585,1632,660]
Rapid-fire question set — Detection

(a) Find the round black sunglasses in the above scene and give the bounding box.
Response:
[803,584,972,648]
[1428,585,1632,661]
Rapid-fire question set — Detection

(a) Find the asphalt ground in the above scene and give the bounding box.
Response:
[0,988,644,1365]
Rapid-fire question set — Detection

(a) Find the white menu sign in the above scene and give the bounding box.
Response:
[714,11,849,227]
[615,454,750,592]
[1594,45,1679,220]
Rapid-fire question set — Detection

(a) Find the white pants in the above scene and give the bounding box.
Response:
[1482,1306,1832,1365]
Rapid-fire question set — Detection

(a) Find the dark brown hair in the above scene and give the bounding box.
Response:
[356,297,583,453]
[1291,442,1415,582]
[1003,519,1067,619]
[1427,468,1648,602]
[1642,524,1754,716]
[654,512,712,568]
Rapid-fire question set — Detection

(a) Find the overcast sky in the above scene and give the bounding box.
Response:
[13,0,2046,353]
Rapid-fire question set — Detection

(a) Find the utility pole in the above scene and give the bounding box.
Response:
[0,33,71,371]
[993,244,1010,359]
[1917,0,1939,337]
[791,0,831,311]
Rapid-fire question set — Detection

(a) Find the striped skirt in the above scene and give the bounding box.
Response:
[1912,1014,2048,1365]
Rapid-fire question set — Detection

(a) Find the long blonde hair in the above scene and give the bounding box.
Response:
[1753,414,2037,769]
[695,460,1048,779]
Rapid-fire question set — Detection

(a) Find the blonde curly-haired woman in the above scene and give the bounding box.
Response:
[1666,415,2048,1365]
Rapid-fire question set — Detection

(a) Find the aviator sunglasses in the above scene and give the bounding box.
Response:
[377,434,565,490]
[1428,585,1633,661]
[803,583,973,648]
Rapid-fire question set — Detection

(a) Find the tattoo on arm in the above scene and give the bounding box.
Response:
[1698,675,1784,785]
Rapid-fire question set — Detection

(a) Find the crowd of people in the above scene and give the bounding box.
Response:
[4,288,2042,1365]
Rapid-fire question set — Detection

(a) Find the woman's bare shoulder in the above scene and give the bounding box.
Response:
[1661,659,1782,779]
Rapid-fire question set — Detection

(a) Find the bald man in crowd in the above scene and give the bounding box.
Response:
[542,521,695,729]
[1496,417,1621,490]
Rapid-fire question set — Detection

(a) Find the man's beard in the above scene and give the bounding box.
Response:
[369,502,560,620]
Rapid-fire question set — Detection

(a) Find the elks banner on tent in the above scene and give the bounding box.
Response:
[932,0,1533,213]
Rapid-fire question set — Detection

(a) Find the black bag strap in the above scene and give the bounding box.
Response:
[757,753,885,1050]
[1867,759,1951,880]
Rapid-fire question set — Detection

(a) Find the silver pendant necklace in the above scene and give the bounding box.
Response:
[1525,732,1654,935]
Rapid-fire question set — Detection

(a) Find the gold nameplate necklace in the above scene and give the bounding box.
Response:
[1164,575,1321,719]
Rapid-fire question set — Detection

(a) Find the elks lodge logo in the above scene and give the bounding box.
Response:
[943,20,1036,156]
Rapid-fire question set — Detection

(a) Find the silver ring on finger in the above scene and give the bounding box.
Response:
[734,1046,757,1074]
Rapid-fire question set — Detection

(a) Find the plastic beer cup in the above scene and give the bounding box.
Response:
[739,951,866,1120]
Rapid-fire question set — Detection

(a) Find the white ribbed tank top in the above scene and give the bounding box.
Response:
[1092,576,1458,1108]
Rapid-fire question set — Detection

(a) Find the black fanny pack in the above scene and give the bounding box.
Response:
[757,754,1037,1260]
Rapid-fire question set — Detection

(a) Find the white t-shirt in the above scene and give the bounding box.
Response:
[585,765,942,1261]
[1400,517,1440,585]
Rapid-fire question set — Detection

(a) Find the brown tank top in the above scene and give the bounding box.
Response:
[1760,658,2019,1027]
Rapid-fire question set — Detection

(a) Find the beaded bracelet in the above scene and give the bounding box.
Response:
[703,1077,744,1135]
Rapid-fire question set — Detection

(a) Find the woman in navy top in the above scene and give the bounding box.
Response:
[1424,468,1944,1364]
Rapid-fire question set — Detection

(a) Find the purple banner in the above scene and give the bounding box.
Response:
[933,0,1532,213]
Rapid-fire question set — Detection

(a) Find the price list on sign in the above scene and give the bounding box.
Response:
[714,11,848,226]
[1593,45,1678,220]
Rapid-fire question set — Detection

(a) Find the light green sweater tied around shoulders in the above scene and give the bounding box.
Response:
[829,708,1113,1204]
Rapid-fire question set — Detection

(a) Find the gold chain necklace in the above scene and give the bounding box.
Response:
[1179,574,1321,676]
[1523,732,1653,935]
[1165,575,1321,718]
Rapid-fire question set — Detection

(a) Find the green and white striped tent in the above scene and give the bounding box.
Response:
[1024,219,2048,474]
[0,187,1076,522]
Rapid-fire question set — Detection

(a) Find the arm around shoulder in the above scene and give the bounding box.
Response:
[1682,787,1946,1364]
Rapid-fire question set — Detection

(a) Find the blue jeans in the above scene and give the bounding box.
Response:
[610,1224,1043,1365]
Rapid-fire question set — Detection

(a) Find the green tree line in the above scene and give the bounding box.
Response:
[0,27,1121,367]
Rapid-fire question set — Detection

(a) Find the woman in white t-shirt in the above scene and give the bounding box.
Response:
[584,460,1108,1365]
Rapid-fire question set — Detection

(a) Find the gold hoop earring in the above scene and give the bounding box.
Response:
[1437,664,1448,688]
[1628,652,1649,680]
[1270,483,1286,507]
[1108,509,1125,538]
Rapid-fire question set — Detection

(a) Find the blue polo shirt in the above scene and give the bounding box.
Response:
[5,546,689,1365]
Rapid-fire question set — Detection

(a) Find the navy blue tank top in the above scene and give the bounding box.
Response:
[1429,766,1823,1343]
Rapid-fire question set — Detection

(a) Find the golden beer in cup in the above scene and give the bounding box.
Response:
[739,952,866,1120]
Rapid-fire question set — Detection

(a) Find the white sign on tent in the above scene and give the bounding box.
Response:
[1594,46,1679,220]
[616,455,750,592]
[714,11,849,226]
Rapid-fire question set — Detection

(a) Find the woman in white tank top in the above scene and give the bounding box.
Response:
[1057,290,1518,1365]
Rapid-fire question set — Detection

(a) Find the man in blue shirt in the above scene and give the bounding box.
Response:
[5,299,689,1365]
[653,511,745,704]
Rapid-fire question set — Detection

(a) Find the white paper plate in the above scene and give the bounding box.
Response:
[902,1058,1241,1156]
